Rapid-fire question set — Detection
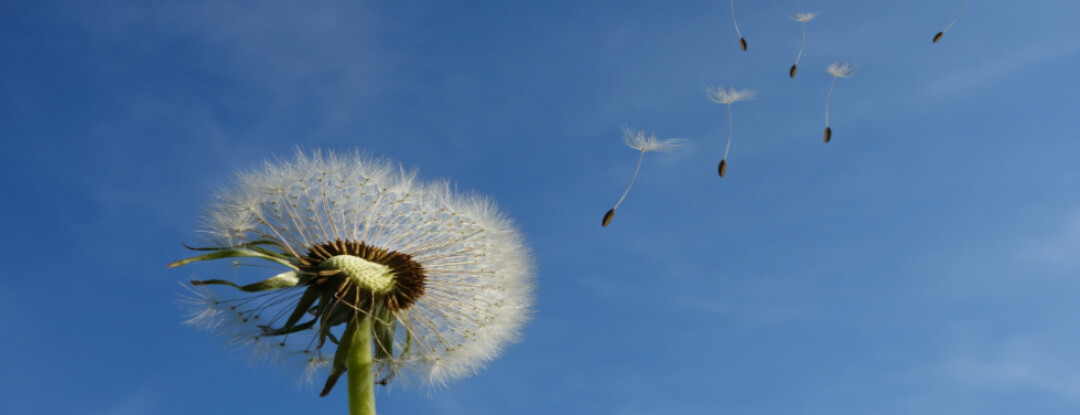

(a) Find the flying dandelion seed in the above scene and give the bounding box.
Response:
[731,0,747,51]
[603,127,684,227]
[789,12,817,78]
[172,150,533,415]
[706,86,757,176]
[934,0,971,43]
[824,62,858,143]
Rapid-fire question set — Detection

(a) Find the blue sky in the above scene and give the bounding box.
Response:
[4,0,1080,414]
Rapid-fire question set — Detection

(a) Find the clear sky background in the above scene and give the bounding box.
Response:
[4,1,1080,414]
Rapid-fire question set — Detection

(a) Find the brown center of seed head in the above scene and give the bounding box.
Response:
[300,239,426,311]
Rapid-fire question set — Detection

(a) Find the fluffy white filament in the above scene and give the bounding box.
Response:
[825,62,858,127]
[614,127,684,210]
[184,150,534,388]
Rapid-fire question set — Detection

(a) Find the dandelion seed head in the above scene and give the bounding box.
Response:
[791,12,817,22]
[828,62,859,78]
[181,149,534,388]
[706,86,758,104]
[621,126,685,152]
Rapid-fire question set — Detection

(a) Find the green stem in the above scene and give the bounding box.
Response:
[347,315,375,415]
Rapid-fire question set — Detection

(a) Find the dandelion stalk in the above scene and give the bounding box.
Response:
[934,0,971,43]
[731,0,747,51]
[706,86,757,177]
[824,62,858,143]
[603,127,684,227]
[347,315,375,415]
[789,13,817,78]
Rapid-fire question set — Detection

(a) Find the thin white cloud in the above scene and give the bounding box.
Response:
[1015,208,1080,272]
[923,40,1080,99]
[67,0,398,140]
[94,391,158,415]
[948,338,1080,399]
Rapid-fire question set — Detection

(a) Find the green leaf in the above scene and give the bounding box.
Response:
[373,307,395,361]
[168,248,298,269]
[259,319,317,336]
[283,287,320,329]
[320,318,357,397]
[190,271,300,292]
[315,294,335,348]
[182,240,290,252]
[399,316,413,360]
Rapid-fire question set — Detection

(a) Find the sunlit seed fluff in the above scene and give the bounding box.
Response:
[827,62,859,78]
[789,12,816,78]
[706,86,757,178]
[182,150,533,389]
[603,127,684,227]
[824,62,858,143]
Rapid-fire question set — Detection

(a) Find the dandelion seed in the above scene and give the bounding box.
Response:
[172,150,533,415]
[603,127,684,227]
[731,0,748,51]
[824,62,858,143]
[706,86,757,176]
[934,0,971,43]
[789,12,817,78]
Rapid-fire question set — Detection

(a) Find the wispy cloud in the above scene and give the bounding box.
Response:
[576,270,813,326]
[948,338,1080,399]
[67,0,397,141]
[923,40,1080,99]
[94,390,158,415]
[1015,208,1080,272]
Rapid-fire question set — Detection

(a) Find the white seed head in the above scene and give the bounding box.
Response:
[185,149,534,388]
[621,126,685,152]
[705,86,759,104]
[828,62,859,78]
[791,12,817,22]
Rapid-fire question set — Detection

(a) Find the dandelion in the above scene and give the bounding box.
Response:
[706,86,757,176]
[171,150,533,415]
[824,62,858,143]
[603,127,684,227]
[730,0,748,51]
[933,0,971,43]
[789,12,817,78]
